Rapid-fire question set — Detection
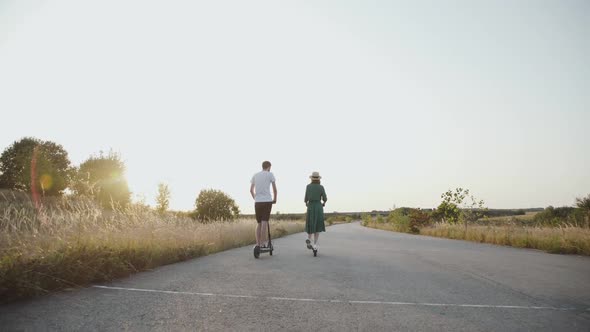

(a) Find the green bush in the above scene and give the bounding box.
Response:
[387,209,411,232]
[385,208,432,234]
[361,213,372,226]
[194,189,240,222]
[533,206,586,227]
[376,214,384,223]
[408,209,431,233]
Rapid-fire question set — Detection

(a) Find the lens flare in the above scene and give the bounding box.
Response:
[40,174,53,191]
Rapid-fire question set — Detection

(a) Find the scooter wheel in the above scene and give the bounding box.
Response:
[270,250,273,256]
[313,250,317,257]
[254,246,260,259]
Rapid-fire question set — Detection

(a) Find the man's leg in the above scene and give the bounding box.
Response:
[260,204,271,247]
[260,221,268,246]
[255,223,261,246]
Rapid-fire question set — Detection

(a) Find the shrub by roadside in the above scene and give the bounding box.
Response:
[326,215,353,226]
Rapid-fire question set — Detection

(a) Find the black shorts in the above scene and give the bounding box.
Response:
[255,202,273,223]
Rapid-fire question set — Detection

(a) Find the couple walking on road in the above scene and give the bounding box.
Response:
[250,160,328,253]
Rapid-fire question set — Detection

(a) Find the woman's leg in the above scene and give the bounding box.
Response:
[314,232,320,245]
[306,233,313,249]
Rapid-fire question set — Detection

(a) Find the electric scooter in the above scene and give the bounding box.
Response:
[253,221,273,258]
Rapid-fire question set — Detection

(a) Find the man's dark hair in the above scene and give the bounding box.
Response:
[262,161,271,169]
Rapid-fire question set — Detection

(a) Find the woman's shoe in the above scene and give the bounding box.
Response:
[306,239,312,249]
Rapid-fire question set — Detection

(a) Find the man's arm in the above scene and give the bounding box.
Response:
[272,181,277,203]
[250,183,256,200]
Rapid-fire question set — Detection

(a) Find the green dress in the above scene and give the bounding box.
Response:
[305,183,327,233]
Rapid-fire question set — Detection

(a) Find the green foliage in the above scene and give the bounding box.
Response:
[0,137,72,196]
[533,206,586,227]
[434,188,486,226]
[375,214,384,223]
[576,194,590,212]
[576,194,590,228]
[387,209,411,232]
[194,189,240,222]
[326,217,334,226]
[361,213,372,226]
[433,201,460,224]
[408,209,431,233]
[324,214,355,225]
[483,209,528,217]
[156,183,170,214]
[72,151,131,209]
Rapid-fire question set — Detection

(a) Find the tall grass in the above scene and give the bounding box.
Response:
[419,223,590,255]
[0,192,304,303]
[361,207,590,255]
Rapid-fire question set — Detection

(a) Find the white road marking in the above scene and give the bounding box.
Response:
[92,285,584,311]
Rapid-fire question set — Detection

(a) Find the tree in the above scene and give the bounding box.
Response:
[0,137,72,196]
[408,209,431,233]
[194,189,240,222]
[435,188,486,231]
[156,183,171,214]
[575,194,590,228]
[72,151,131,209]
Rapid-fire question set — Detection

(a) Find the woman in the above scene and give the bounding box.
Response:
[304,171,327,251]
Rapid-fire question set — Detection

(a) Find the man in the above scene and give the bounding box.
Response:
[250,160,277,249]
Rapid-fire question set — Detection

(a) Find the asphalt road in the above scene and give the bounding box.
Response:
[1,222,589,331]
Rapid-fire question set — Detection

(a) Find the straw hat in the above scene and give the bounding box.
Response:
[309,171,322,179]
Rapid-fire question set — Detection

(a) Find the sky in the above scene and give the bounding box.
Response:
[1,0,589,214]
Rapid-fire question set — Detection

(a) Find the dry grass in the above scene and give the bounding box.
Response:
[419,223,590,255]
[0,194,304,302]
[362,212,590,256]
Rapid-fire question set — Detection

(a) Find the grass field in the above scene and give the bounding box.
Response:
[363,219,590,256]
[0,195,304,303]
[420,223,590,255]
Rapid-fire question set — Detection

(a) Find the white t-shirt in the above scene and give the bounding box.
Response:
[251,170,276,202]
